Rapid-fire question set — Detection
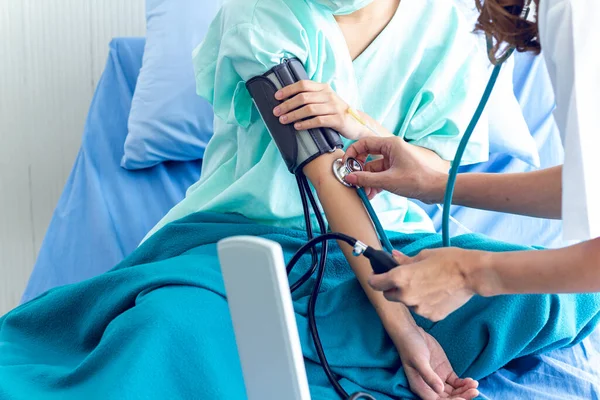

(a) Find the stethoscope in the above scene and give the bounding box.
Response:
[441,0,532,246]
[333,21,526,250]
[304,5,532,399]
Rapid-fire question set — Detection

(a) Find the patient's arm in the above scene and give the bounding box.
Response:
[275,81,451,175]
[302,149,479,399]
[303,149,416,334]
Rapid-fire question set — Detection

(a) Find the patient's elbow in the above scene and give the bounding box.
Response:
[302,150,345,191]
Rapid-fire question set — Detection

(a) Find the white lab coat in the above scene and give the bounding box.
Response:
[538,0,600,240]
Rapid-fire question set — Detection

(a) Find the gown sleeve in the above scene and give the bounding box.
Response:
[192,5,309,129]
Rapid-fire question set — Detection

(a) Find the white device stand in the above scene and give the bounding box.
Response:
[218,236,311,400]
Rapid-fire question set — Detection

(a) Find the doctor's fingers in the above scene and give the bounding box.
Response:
[410,297,457,322]
[344,169,395,190]
[344,136,397,162]
[345,159,387,197]
[366,187,383,200]
[273,91,333,116]
[368,258,413,292]
[368,272,401,292]
[346,158,388,187]
[364,158,392,173]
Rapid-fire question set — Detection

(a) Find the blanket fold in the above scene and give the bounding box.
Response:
[1,212,599,399]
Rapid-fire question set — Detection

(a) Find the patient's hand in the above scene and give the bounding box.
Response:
[395,325,479,400]
[273,80,372,140]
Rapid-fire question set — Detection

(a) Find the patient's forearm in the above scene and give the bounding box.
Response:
[303,150,417,336]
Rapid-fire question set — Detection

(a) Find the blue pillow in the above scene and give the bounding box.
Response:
[122,0,221,170]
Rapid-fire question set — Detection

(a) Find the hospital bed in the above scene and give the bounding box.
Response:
[22,37,599,399]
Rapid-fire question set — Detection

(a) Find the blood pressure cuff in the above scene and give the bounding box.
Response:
[246,58,343,174]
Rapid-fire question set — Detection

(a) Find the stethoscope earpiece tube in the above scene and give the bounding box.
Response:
[442,37,514,248]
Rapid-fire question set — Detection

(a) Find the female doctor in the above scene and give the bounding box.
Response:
[343,0,600,322]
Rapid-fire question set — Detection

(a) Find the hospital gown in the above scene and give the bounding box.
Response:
[144,0,490,240]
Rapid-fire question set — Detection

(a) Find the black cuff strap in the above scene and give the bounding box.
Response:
[246,58,343,174]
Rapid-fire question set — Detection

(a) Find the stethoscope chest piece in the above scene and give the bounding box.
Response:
[333,158,363,188]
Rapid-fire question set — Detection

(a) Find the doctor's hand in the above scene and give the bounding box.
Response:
[273,80,373,140]
[343,136,448,201]
[395,324,479,400]
[369,250,485,322]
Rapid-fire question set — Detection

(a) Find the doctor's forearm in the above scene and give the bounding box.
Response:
[473,237,600,296]
[303,150,418,335]
[444,166,563,219]
[409,144,450,174]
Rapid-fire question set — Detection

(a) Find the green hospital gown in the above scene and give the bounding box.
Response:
[144,0,490,240]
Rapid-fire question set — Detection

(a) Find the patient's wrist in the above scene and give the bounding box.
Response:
[357,125,376,139]
[376,300,418,335]
[348,110,393,139]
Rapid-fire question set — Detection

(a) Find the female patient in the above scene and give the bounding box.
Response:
[145,0,489,398]
[0,1,598,400]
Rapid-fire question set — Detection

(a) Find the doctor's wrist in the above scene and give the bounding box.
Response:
[467,251,503,297]
[420,172,448,205]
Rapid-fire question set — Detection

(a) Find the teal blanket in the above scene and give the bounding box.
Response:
[1,213,599,399]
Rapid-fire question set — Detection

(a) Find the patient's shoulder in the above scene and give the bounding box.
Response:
[218,0,304,31]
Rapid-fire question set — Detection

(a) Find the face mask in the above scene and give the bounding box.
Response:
[311,0,376,15]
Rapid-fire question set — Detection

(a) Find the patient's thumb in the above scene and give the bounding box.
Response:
[417,363,445,395]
